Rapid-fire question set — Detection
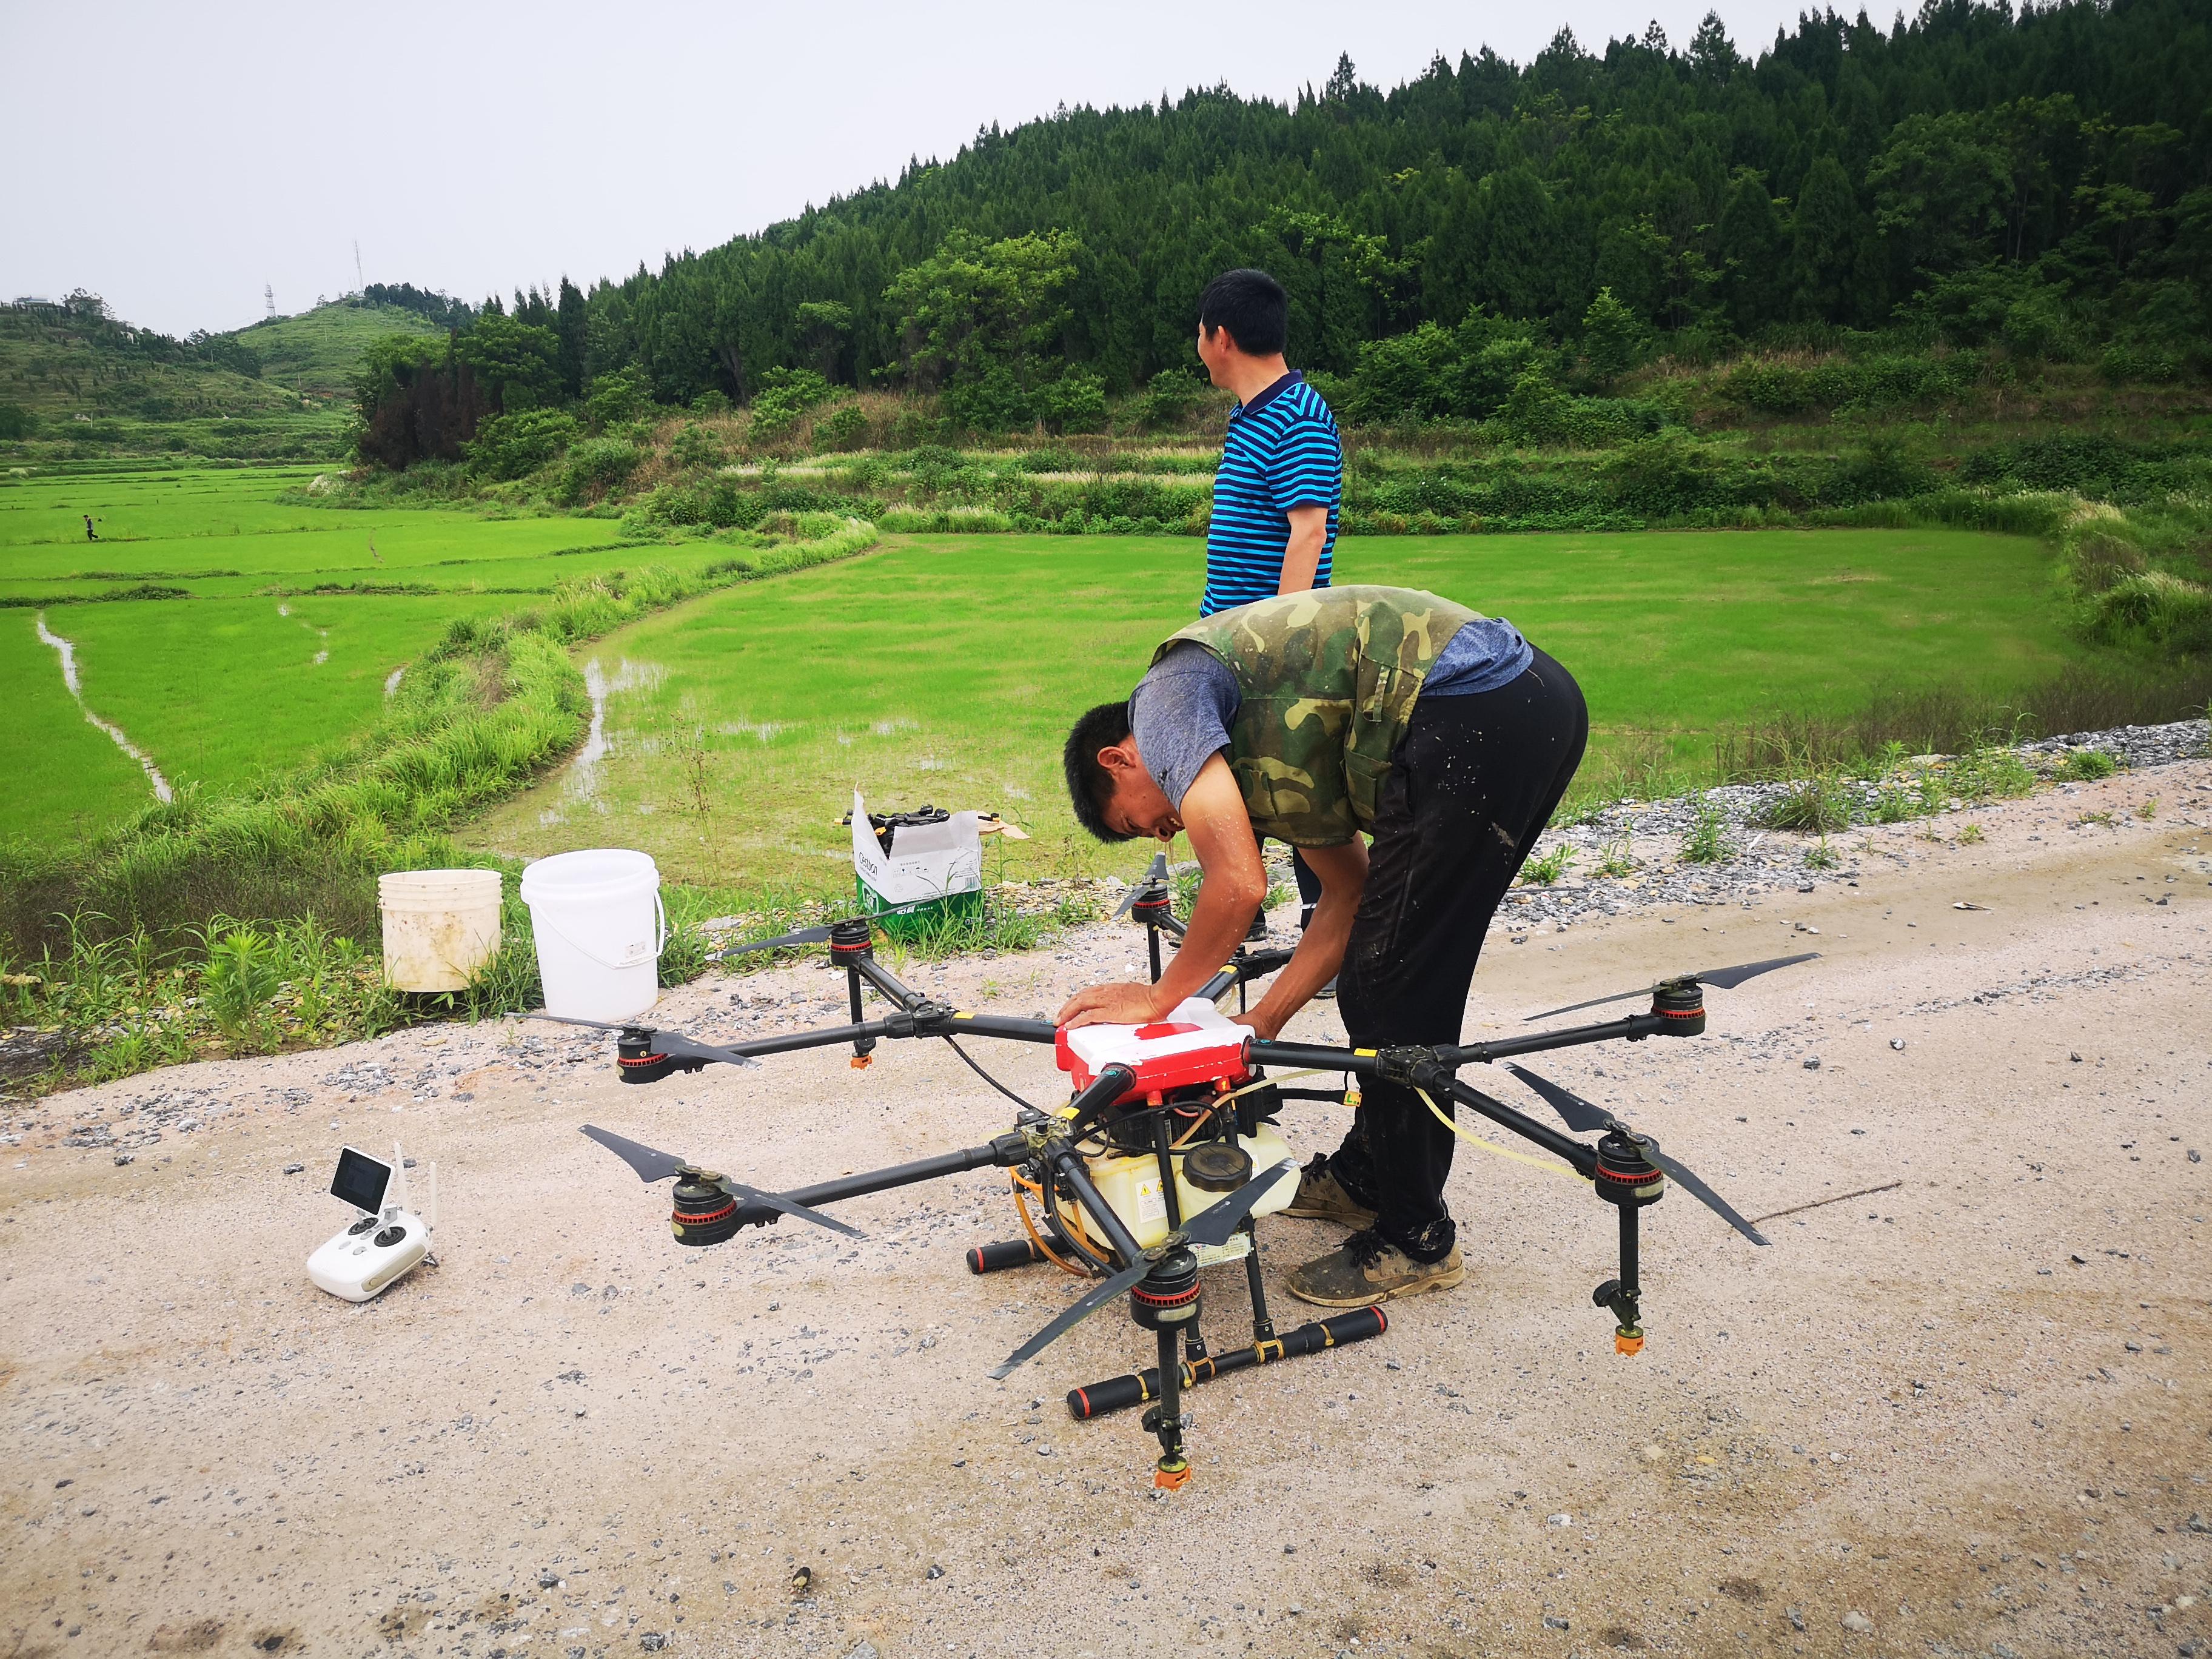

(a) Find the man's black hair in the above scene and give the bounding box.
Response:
[1063,700,1140,843]
[1198,268,1289,358]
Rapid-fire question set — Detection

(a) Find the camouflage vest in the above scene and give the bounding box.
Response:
[1155,585,1481,843]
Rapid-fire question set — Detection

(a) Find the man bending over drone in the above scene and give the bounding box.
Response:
[1058,585,1587,1307]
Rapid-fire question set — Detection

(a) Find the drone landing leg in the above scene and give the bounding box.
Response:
[1594,1197,1646,1356]
[1142,1325,1189,1490]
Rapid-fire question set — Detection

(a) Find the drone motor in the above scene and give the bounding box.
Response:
[1651,979,1706,1035]
[671,1166,743,1246]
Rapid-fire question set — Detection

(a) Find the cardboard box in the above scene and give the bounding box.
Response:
[850,790,984,937]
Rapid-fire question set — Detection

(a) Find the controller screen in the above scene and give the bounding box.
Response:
[331,1147,392,1215]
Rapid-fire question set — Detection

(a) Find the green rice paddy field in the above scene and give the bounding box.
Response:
[3,465,2080,883]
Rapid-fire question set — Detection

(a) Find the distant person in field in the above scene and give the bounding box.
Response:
[83,514,97,541]
[1193,266,1343,948]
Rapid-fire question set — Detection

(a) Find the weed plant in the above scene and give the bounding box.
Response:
[1519,845,1577,885]
[1679,797,1730,864]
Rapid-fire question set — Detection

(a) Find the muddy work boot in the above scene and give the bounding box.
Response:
[1285,1227,1465,1309]
[1281,1154,1376,1230]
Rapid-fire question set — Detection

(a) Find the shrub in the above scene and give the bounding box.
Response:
[586,367,652,429]
[747,367,835,444]
[0,402,42,440]
[2100,343,2183,384]
[813,403,868,451]
[1035,368,1107,434]
[2086,572,2212,653]
[1133,375,1201,431]
[668,422,727,471]
[555,438,643,505]
[463,408,579,480]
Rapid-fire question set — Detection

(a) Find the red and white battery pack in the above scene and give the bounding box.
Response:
[1054,997,1252,1102]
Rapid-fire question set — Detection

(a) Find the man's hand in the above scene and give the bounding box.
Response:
[1230,1008,1284,1042]
[1056,981,1167,1030]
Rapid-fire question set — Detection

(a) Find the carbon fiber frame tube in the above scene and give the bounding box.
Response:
[1066,1308,1389,1419]
[945,1013,1058,1044]
[732,1141,1011,1226]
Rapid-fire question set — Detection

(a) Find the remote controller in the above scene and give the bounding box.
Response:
[307,1145,435,1302]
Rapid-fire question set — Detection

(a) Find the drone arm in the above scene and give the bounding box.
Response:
[937,1012,1057,1045]
[1445,1011,1672,1066]
[1247,1039,1598,1176]
[1446,1079,1598,1176]
[730,1131,1034,1228]
[1197,947,1296,1003]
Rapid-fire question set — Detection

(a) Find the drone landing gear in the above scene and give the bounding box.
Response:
[1067,1219,1389,1459]
[1128,1246,1202,1489]
[1591,1127,1664,1356]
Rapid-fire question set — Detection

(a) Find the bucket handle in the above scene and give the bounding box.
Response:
[530,889,668,972]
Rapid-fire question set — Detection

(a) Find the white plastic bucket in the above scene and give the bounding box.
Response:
[379,868,504,993]
[519,849,665,1021]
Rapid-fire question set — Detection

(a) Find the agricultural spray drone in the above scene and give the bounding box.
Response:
[537,852,1814,1488]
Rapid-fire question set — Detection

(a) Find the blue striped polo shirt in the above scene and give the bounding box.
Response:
[1201,372,1342,616]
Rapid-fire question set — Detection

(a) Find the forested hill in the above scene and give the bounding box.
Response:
[554,0,2207,411]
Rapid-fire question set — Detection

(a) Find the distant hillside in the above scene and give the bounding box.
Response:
[0,295,443,422]
[230,301,441,399]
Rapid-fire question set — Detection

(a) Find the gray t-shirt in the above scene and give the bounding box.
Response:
[1130,618,1532,807]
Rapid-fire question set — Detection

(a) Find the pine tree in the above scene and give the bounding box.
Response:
[1790,155,1859,323]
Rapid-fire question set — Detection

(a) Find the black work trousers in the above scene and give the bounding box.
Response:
[1322,647,1589,1259]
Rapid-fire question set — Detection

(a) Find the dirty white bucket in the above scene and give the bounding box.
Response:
[379,868,504,993]
[520,849,665,1022]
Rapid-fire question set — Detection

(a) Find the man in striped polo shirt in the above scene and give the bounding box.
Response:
[1195,268,1342,938]
[1196,268,1341,616]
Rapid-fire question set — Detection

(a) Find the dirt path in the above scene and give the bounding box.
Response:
[4,762,2210,1659]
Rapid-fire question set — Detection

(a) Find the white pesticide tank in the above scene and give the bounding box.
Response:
[378,868,503,993]
[1076,1124,1299,1253]
[518,849,665,1022]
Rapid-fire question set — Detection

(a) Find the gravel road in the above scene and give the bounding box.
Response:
[4,751,2210,1658]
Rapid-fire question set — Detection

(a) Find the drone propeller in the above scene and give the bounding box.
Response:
[580,1125,863,1238]
[1501,1066,1768,1246]
[1521,953,1819,1023]
[1108,850,1174,920]
[521,1010,640,1032]
[711,923,841,959]
[988,1158,1296,1379]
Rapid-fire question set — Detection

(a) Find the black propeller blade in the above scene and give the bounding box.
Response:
[988,1158,1296,1379]
[521,1010,642,1032]
[1501,1066,1769,1246]
[646,1029,762,1069]
[1521,953,1819,1022]
[580,1125,865,1239]
[1502,1063,1610,1134]
[712,923,839,959]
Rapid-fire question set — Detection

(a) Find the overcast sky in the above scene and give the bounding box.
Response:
[3,0,1823,338]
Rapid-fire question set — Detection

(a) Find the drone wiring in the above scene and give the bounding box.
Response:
[941,1034,1042,1113]
[1009,1172,1091,1278]
[1415,1086,1586,1182]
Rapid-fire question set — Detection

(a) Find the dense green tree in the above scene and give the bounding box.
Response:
[453,313,561,412]
[555,278,588,400]
[360,0,2211,455]
[1789,153,1860,323]
[1715,170,1786,334]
